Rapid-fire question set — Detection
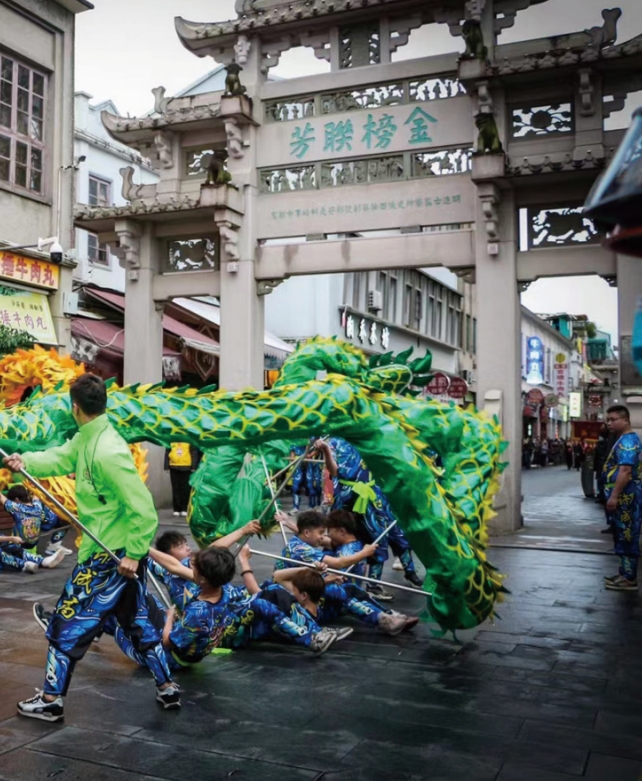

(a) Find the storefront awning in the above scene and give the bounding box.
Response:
[71,317,180,360]
[81,288,220,355]
[171,296,294,363]
[0,290,58,345]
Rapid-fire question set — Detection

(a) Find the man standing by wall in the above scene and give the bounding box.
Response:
[3,374,179,722]
[603,405,642,592]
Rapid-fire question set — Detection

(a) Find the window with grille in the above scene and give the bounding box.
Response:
[87,233,109,267]
[88,175,110,206]
[0,54,46,195]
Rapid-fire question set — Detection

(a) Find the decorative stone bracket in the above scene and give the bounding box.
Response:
[578,68,596,117]
[111,223,141,282]
[257,279,283,296]
[120,167,158,203]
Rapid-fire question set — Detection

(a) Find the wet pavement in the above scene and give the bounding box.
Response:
[0,471,640,781]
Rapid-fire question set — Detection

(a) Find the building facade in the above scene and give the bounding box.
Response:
[74,92,159,292]
[265,267,476,389]
[74,0,642,533]
[0,0,91,350]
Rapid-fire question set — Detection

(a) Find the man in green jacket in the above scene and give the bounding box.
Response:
[4,374,179,722]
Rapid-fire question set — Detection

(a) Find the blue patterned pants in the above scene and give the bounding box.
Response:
[44,550,173,696]
[0,543,42,571]
[608,493,642,580]
[317,582,384,626]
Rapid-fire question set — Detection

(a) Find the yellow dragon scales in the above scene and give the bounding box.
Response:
[0,339,507,631]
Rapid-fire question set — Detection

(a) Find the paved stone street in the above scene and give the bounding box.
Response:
[0,470,640,781]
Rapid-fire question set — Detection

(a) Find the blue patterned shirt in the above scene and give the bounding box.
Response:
[603,432,642,500]
[168,583,251,662]
[334,539,366,578]
[5,497,58,546]
[147,556,201,609]
[275,535,326,570]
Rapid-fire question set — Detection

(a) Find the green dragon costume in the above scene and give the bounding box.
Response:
[0,337,507,632]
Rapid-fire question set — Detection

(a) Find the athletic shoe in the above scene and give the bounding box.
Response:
[377,612,408,636]
[33,603,52,632]
[327,626,354,642]
[605,576,638,591]
[392,557,403,571]
[310,628,338,656]
[172,512,180,517]
[603,574,619,583]
[44,542,74,556]
[41,549,66,569]
[367,584,394,601]
[23,562,38,574]
[180,511,187,517]
[404,571,424,588]
[288,509,299,516]
[156,684,181,709]
[600,528,613,535]
[389,611,420,631]
[17,691,64,722]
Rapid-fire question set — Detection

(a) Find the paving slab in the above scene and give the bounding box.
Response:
[0,470,638,780]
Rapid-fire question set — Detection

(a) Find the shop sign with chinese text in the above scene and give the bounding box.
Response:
[0,291,57,344]
[258,99,472,168]
[343,312,390,351]
[447,377,468,399]
[554,352,569,400]
[0,251,59,291]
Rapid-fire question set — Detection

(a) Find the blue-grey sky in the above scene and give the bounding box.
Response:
[76,0,642,340]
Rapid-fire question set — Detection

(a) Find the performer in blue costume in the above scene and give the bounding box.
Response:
[290,440,323,512]
[603,404,642,591]
[316,438,423,599]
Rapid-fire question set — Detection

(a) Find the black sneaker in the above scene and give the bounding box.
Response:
[367,584,394,601]
[404,571,424,589]
[33,603,52,633]
[156,684,181,709]
[17,691,64,722]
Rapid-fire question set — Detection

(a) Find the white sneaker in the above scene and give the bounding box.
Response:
[172,512,180,517]
[18,690,64,722]
[23,562,38,574]
[392,557,403,571]
[41,549,66,569]
[44,542,73,557]
[180,511,187,517]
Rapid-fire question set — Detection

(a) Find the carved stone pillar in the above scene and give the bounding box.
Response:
[114,221,163,386]
[474,189,522,533]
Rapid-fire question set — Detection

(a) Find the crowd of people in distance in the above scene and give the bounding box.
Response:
[522,437,586,470]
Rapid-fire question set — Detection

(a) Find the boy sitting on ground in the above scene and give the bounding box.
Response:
[147,520,262,609]
[275,510,377,572]
[0,533,65,573]
[326,509,367,581]
[242,554,417,637]
[0,486,72,557]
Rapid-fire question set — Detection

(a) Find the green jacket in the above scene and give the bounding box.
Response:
[22,414,158,562]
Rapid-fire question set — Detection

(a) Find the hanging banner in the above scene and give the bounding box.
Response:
[526,336,544,385]
[0,251,59,290]
[554,352,569,400]
[569,392,583,418]
[0,291,57,344]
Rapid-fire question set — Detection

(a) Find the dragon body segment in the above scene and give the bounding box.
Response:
[0,339,506,631]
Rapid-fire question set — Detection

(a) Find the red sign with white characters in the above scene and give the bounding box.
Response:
[448,377,469,399]
[426,372,450,396]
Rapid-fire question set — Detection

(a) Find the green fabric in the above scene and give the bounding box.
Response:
[340,479,376,514]
[22,414,157,562]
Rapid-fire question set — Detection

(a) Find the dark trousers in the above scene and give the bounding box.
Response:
[170,469,191,513]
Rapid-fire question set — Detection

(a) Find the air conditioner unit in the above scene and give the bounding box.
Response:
[367,289,383,312]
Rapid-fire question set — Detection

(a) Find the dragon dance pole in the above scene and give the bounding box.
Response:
[234,445,312,557]
[147,569,172,610]
[0,447,126,570]
[248,548,430,597]
[344,519,398,574]
[260,450,288,546]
